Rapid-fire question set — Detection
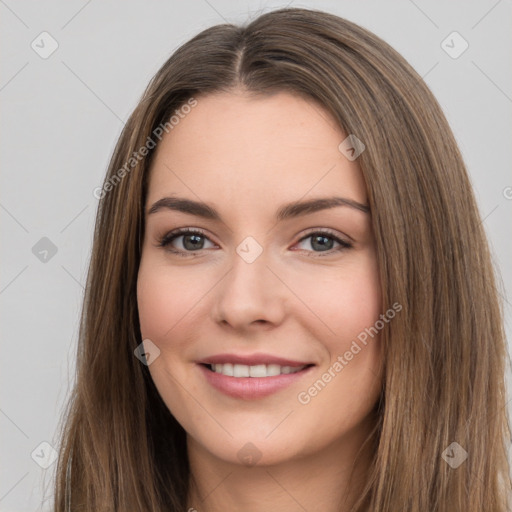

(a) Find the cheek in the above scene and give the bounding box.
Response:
[136,261,205,431]
[293,252,383,413]
[299,252,382,352]
[316,260,383,413]
[137,260,207,342]
[137,269,171,342]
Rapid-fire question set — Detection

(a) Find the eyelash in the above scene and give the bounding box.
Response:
[157,227,353,258]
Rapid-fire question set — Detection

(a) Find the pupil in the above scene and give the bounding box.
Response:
[312,235,332,251]
[184,234,203,250]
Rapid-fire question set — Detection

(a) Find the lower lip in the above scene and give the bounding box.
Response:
[198,364,314,400]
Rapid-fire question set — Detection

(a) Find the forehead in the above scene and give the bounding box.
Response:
[146,91,367,209]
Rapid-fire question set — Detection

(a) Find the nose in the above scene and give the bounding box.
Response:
[211,245,287,331]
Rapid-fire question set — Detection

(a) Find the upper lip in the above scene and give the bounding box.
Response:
[198,353,314,367]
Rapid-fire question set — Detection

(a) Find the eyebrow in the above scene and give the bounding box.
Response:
[147,195,370,221]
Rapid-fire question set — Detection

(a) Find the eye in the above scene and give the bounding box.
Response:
[294,229,353,256]
[158,228,216,256]
[157,227,353,257]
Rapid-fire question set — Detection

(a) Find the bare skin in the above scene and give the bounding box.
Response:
[137,89,383,511]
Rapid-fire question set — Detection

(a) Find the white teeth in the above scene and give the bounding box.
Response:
[222,363,234,376]
[233,364,250,377]
[210,363,307,377]
[266,364,281,376]
[249,364,267,377]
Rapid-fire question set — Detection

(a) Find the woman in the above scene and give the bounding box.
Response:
[54,7,511,511]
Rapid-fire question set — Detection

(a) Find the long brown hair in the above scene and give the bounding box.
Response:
[54,7,511,511]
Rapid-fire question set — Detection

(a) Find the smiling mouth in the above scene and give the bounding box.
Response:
[202,363,314,378]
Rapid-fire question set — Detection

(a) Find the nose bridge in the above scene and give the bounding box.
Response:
[212,235,285,327]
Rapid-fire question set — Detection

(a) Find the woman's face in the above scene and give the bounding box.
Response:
[137,90,383,466]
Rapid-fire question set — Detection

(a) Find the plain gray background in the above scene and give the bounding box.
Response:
[1,1,511,510]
